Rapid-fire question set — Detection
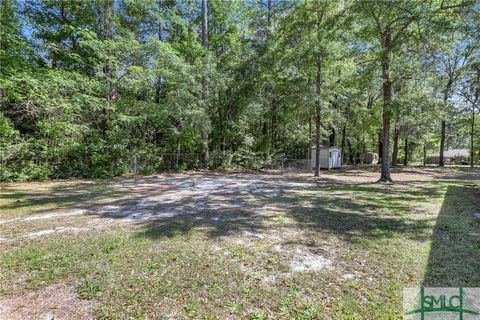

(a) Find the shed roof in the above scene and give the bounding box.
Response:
[311,145,341,151]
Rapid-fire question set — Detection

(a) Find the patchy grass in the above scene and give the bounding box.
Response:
[0,181,125,218]
[0,168,479,319]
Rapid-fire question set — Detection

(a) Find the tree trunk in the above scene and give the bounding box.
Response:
[341,125,347,164]
[201,0,208,48]
[472,109,475,168]
[471,69,479,168]
[101,0,114,139]
[439,80,452,167]
[392,126,399,167]
[362,135,366,155]
[268,1,276,151]
[314,58,322,177]
[157,0,163,42]
[267,0,272,28]
[380,111,392,181]
[403,136,408,166]
[155,0,164,104]
[261,0,273,153]
[348,139,355,164]
[201,0,209,168]
[379,27,392,182]
[271,100,276,150]
[308,110,312,160]
[439,120,446,167]
[377,131,383,163]
[423,141,427,166]
[329,127,336,147]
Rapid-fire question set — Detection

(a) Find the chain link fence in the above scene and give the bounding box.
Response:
[0,147,313,181]
[263,158,312,172]
[127,153,204,175]
[126,152,313,175]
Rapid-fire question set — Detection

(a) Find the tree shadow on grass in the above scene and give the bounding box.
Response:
[281,197,435,243]
[18,172,460,250]
[423,185,480,287]
[0,182,130,216]
[128,176,443,244]
[137,209,271,239]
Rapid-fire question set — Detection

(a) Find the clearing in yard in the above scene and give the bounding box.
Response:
[0,167,479,319]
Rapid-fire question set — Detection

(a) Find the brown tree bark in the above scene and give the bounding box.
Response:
[403,136,408,166]
[341,125,347,164]
[392,126,399,167]
[471,110,474,167]
[308,110,312,160]
[260,0,274,153]
[439,120,446,167]
[101,0,114,139]
[201,0,209,168]
[329,127,336,147]
[268,0,276,151]
[471,68,479,167]
[379,27,392,182]
[155,0,164,104]
[439,81,452,167]
[314,58,322,177]
[267,0,272,27]
[201,0,208,52]
[423,141,427,166]
[377,131,383,163]
[271,101,277,150]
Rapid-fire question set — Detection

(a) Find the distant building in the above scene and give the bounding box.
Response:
[360,152,379,165]
[429,149,470,165]
[311,146,342,169]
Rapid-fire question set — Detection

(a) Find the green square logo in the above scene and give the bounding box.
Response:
[404,288,480,320]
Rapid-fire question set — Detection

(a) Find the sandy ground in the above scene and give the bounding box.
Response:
[0,284,98,320]
[0,166,479,319]
[1,166,479,242]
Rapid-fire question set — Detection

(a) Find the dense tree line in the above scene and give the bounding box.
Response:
[0,0,479,182]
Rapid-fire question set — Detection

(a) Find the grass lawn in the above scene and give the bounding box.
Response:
[0,167,479,319]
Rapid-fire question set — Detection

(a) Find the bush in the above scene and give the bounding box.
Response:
[232,147,271,169]
[0,161,50,182]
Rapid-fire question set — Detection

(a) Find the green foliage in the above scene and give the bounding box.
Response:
[0,0,479,181]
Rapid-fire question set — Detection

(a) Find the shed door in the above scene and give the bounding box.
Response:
[331,150,340,168]
[334,150,340,167]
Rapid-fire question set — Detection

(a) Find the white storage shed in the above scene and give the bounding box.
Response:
[311,146,342,170]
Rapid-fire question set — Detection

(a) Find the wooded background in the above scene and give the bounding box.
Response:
[0,0,479,181]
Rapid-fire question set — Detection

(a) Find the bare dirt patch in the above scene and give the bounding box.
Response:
[0,209,87,225]
[0,283,98,320]
[289,248,334,273]
[24,226,88,239]
[1,167,477,243]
